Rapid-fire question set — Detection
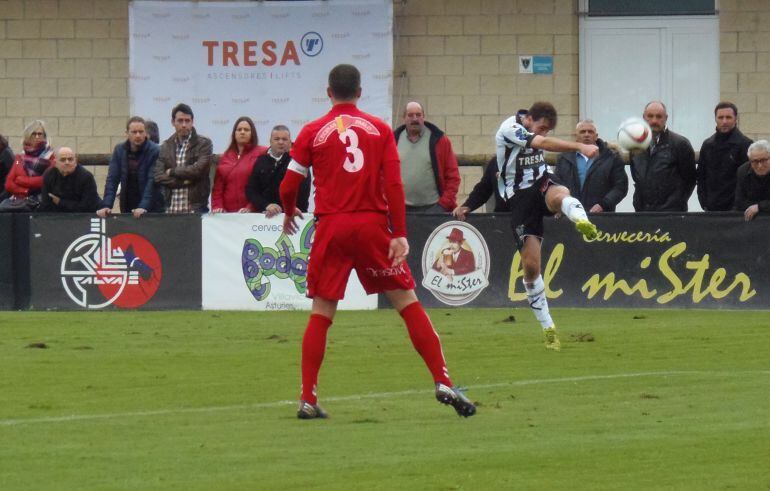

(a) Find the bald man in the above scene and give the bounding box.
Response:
[393,101,460,213]
[630,101,696,211]
[39,147,101,212]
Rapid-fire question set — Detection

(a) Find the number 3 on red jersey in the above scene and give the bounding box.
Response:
[340,128,364,173]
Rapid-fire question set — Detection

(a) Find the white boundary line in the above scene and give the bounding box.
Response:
[1,370,767,427]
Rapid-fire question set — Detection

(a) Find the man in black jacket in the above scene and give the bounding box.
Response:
[38,147,101,213]
[630,101,696,211]
[246,125,310,216]
[734,140,770,221]
[697,101,753,211]
[555,120,627,212]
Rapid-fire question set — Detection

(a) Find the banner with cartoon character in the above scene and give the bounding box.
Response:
[28,215,201,310]
[201,214,376,310]
[404,216,508,308]
[401,213,770,309]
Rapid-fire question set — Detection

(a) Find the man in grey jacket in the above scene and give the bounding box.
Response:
[554,120,628,212]
[154,103,213,213]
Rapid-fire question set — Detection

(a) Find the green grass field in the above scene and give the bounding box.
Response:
[1,308,769,490]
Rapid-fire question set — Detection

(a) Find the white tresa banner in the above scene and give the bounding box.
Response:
[202,214,377,310]
[129,0,393,151]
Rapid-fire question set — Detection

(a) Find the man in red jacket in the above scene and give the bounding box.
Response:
[393,101,460,213]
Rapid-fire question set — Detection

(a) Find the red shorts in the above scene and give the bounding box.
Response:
[307,212,415,300]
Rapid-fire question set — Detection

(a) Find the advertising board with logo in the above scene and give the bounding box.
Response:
[531,214,770,309]
[202,214,376,310]
[28,215,201,310]
[129,0,393,151]
[402,213,770,310]
[420,221,491,306]
[400,215,515,309]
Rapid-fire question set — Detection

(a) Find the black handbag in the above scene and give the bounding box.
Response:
[0,195,39,212]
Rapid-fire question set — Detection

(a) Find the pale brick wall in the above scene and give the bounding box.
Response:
[719,0,770,142]
[0,0,127,190]
[394,0,579,206]
[2,0,769,204]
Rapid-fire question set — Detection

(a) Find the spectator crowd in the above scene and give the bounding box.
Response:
[1,99,767,221]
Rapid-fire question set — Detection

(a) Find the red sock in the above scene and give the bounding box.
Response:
[301,313,332,405]
[399,302,452,387]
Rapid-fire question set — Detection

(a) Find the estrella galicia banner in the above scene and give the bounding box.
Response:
[201,214,376,310]
[402,213,770,310]
[28,215,201,310]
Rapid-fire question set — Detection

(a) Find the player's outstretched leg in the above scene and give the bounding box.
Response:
[297,313,332,419]
[394,295,476,417]
[523,276,561,351]
[561,196,598,240]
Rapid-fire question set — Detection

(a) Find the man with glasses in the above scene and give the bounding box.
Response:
[734,140,770,221]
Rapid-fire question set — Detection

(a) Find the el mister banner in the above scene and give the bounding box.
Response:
[28,215,201,310]
[403,213,770,310]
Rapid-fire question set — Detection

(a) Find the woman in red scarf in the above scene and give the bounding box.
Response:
[3,120,55,208]
[211,116,267,213]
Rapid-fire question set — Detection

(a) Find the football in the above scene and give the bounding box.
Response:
[617,117,652,151]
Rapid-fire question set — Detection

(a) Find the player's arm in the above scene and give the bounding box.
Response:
[454,158,497,220]
[279,160,306,235]
[381,138,407,238]
[381,132,409,266]
[531,135,598,158]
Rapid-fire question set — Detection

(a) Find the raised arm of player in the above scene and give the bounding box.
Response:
[531,135,598,158]
[279,161,306,235]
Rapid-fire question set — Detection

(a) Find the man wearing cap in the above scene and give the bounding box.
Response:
[432,227,475,278]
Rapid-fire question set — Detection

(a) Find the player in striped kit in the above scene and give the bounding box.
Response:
[454,102,599,351]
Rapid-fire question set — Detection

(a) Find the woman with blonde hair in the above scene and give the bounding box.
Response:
[1,120,55,211]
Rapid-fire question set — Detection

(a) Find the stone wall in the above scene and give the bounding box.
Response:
[719,0,770,142]
[1,0,767,205]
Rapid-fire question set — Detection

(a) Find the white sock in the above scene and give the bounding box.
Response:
[561,196,588,223]
[523,275,553,329]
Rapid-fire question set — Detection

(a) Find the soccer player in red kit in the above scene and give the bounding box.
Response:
[280,64,476,419]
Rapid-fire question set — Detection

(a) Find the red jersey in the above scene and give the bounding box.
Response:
[290,103,402,218]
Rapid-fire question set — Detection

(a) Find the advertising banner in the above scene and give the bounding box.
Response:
[201,214,377,310]
[403,213,770,310]
[129,0,393,151]
[534,214,770,309]
[29,215,201,310]
[401,215,515,309]
[0,214,14,309]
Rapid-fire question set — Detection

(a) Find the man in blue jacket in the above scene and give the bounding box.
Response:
[97,116,163,218]
[555,120,628,212]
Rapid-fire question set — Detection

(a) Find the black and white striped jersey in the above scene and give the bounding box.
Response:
[495,116,547,199]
